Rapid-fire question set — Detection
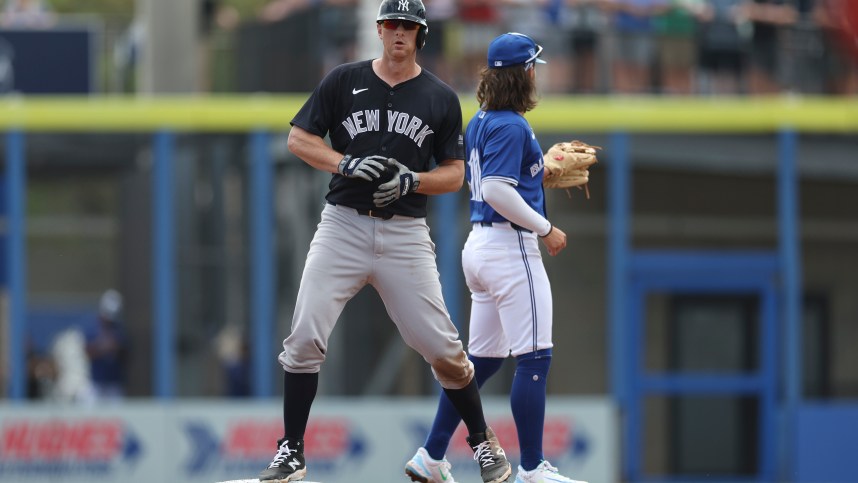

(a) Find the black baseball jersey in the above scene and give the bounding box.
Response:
[291,60,465,218]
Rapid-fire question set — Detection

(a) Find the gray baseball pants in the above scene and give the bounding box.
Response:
[279,203,474,390]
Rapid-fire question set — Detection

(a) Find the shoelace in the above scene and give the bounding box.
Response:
[541,461,559,473]
[472,441,496,468]
[268,441,295,469]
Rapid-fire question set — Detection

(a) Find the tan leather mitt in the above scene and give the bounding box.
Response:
[542,141,600,198]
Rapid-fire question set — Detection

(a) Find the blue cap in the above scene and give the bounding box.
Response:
[487,32,547,69]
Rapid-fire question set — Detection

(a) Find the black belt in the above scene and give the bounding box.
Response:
[479,221,532,233]
[329,203,394,220]
[355,208,394,220]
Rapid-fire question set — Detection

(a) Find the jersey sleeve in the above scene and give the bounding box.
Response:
[479,123,530,186]
[290,66,341,137]
[433,92,465,163]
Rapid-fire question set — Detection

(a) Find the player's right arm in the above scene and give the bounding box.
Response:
[287,125,344,174]
[288,125,388,181]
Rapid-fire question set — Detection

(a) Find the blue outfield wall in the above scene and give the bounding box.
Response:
[3,97,858,483]
[795,404,858,482]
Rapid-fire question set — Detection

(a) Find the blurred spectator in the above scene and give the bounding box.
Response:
[200,0,238,92]
[111,17,144,92]
[0,0,55,28]
[453,0,502,91]
[566,0,610,93]
[201,0,240,34]
[695,0,750,94]
[319,0,359,73]
[500,0,547,37]
[52,327,96,405]
[500,0,576,92]
[0,36,12,93]
[258,0,312,22]
[214,324,251,397]
[84,289,129,403]
[778,0,826,93]
[258,0,358,79]
[653,0,703,94]
[422,0,457,86]
[808,0,858,94]
[742,0,799,94]
[258,0,356,23]
[26,341,56,399]
[112,1,241,93]
[604,0,667,93]
[539,0,577,93]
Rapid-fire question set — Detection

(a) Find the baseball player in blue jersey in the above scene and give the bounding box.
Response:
[405,33,588,483]
[259,2,511,482]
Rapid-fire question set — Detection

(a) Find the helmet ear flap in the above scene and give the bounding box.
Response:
[416,25,427,50]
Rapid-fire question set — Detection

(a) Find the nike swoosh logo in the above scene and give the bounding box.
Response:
[352,88,368,94]
[439,468,449,481]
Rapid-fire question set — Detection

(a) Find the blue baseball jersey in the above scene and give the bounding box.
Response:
[465,109,546,223]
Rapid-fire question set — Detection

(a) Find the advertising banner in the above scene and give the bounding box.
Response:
[0,397,617,483]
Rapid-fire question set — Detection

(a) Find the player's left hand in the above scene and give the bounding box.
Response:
[373,158,420,207]
[539,224,567,256]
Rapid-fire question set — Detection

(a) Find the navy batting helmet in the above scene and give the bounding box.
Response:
[377,0,428,49]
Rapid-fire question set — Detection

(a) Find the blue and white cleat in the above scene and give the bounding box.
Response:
[513,460,587,483]
[405,447,458,483]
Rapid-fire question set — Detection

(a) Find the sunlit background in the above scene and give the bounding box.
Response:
[1,1,857,482]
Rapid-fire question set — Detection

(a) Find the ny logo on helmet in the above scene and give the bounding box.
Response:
[398,0,409,11]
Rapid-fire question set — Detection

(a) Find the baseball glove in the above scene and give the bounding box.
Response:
[542,140,600,198]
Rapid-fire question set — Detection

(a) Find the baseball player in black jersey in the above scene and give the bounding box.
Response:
[258,1,512,483]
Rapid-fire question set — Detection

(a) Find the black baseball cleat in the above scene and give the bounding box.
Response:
[258,438,307,482]
[467,427,512,483]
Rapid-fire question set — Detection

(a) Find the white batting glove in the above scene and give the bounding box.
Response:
[373,158,420,207]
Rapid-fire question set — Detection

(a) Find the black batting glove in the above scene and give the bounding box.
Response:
[373,158,420,207]
[338,154,389,181]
